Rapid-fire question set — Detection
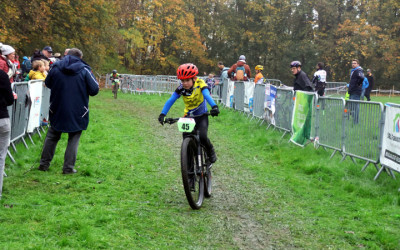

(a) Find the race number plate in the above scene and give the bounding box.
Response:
[177,118,196,133]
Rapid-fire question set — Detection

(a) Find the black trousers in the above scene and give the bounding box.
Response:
[39,126,82,171]
[183,114,214,154]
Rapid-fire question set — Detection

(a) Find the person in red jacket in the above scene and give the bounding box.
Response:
[0,44,17,83]
[227,55,251,81]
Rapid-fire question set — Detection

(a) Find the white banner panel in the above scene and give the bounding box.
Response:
[27,80,43,133]
[226,80,235,108]
[244,81,254,113]
[380,103,400,172]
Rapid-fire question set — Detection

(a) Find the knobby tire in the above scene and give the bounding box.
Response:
[181,137,204,209]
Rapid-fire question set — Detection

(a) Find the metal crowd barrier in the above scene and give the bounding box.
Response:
[10,82,30,145]
[342,100,384,170]
[315,97,345,158]
[265,79,282,86]
[252,84,267,121]
[41,86,51,126]
[325,82,347,96]
[233,81,245,112]
[274,88,295,135]
[220,78,228,106]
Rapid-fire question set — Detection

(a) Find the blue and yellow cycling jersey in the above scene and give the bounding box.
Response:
[161,78,216,116]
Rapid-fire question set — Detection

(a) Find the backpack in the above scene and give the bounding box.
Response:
[22,59,32,74]
[235,65,246,80]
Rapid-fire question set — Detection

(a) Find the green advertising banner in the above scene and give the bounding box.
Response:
[290,91,315,147]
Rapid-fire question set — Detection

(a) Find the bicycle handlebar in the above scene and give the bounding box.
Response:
[164,113,210,125]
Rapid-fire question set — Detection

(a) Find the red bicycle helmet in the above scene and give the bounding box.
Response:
[177,63,198,80]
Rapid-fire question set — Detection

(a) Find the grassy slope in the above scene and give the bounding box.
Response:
[0,90,399,249]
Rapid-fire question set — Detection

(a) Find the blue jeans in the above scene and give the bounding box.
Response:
[349,94,361,124]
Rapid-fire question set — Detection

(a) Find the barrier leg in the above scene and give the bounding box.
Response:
[330,149,337,159]
[41,126,46,133]
[280,131,287,139]
[11,142,17,153]
[361,161,370,172]
[374,166,385,181]
[21,137,28,149]
[260,120,265,126]
[7,150,15,163]
[36,128,42,139]
[350,156,357,165]
[340,154,347,162]
[389,169,396,179]
[28,134,35,145]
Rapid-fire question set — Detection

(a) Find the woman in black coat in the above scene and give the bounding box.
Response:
[0,70,15,199]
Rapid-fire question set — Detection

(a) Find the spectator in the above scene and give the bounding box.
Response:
[54,53,62,61]
[0,44,17,83]
[42,59,50,75]
[360,76,369,100]
[365,69,374,101]
[348,59,364,99]
[31,46,52,62]
[227,55,251,81]
[290,61,313,91]
[28,60,46,80]
[312,62,327,96]
[38,48,99,174]
[348,59,365,123]
[254,65,264,84]
[62,48,70,59]
[205,73,216,90]
[21,56,32,77]
[12,54,20,70]
[217,61,229,84]
[0,70,15,199]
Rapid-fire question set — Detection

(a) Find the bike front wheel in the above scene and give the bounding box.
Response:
[181,137,204,209]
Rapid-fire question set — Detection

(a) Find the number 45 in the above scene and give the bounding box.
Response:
[181,124,190,130]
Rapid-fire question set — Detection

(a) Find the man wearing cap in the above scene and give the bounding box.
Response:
[227,55,251,81]
[31,46,53,62]
[0,44,17,82]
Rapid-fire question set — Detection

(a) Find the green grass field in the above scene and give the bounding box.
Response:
[0,90,399,249]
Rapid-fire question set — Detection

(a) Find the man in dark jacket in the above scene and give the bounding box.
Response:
[38,48,99,174]
[365,69,374,101]
[348,59,365,123]
[290,61,313,91]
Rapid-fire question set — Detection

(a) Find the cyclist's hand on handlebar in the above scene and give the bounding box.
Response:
[210,105,220,117]
[158,114,166,125]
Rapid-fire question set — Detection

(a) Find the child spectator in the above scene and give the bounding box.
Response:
[206,73,216,90]
[42,59,50,75]
[28,60,46,80]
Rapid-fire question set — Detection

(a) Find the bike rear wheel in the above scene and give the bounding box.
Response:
[181,137,204,209]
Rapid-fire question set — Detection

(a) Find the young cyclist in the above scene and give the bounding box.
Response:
[158,63,220,163]
[110,69,120,99]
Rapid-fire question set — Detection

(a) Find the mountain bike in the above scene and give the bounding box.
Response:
[164,113,213,209]
[111,79,120,99]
